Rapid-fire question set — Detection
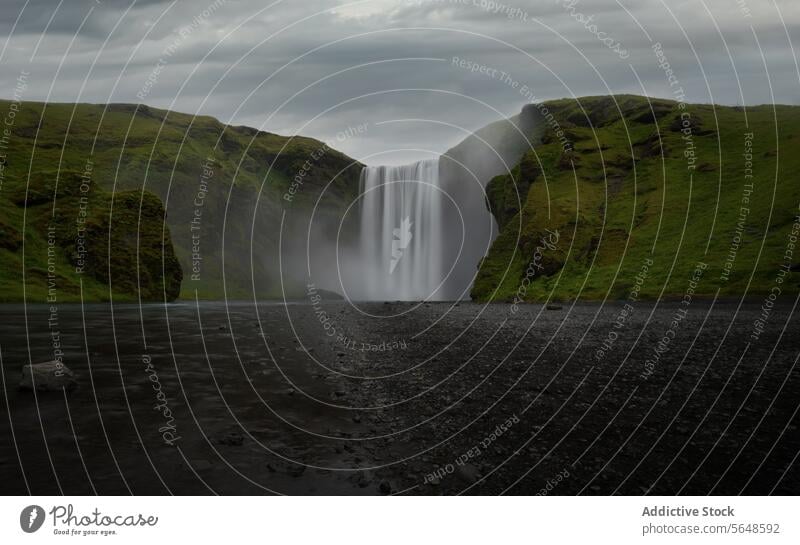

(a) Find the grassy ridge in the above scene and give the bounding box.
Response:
[0,101,361,302]
[471,95,800,302]
[0,168,181,302]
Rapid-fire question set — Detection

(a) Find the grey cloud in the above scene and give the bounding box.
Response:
[0,0,798,164]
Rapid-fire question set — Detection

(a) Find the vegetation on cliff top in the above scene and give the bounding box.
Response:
[0,100,361,302]
[0,168,181,303]
[472,95,800,302]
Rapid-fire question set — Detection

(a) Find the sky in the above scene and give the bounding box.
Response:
[1,0,798,165]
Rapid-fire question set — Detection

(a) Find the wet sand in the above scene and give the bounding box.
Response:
[1,299,798,495]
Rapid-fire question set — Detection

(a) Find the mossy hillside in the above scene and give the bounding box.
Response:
[0,169,181,303]
[472,95,800,302]
[0,101,362,301]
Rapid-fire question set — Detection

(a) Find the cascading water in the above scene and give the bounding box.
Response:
[349,108,544,302]
[358,159,446,301]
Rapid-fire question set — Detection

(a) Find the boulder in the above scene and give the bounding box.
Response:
[456,463,481,484]
[19,361,77,392]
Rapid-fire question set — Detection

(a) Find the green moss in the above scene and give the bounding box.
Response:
[0,167,181,303]
[472,95,800,302]
[0,100,362,301]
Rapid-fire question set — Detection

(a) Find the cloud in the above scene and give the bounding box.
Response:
[0,0,798,164]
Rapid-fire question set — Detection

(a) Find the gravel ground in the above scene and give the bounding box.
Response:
[1,299,798,495]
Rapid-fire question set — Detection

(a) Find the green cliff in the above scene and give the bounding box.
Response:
[0,100,361,302]
[472,95,800,302]
[0,168,181,302]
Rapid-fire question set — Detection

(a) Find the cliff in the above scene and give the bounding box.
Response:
[0,100,362,302]
[472,95,800,302]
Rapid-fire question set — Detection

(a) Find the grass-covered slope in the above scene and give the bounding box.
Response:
[0,169,181,302]
[0,100,362,302]
[472,95,800,302]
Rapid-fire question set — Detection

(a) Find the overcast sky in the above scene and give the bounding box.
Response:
[1,0,798,164]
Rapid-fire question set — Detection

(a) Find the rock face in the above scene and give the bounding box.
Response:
[19,361,78,392]
[0,99,362,303]
[74,191,183,302]
[438,106,547,298]
[2,169,183,303]
[471,95,800,302]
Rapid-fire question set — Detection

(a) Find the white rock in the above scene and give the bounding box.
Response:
[19,361,77,392]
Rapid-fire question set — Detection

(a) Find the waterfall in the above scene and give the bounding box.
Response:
[358,159,446,301]
[347,109,542,302]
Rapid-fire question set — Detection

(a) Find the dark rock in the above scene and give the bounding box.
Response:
[315,288,344,301]
[456,463,481,483]
[217,432,244,446]
[0,225,23,251]
[19,361,77,392]
[286,464,306,477]
[557,150,580,170]
[669,113,714,136]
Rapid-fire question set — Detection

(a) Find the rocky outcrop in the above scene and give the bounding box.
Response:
[472,95,800,302]
[436,105,548,296]
[19,361,78,392]
[1,169,183,302]
[0,100,362,302]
